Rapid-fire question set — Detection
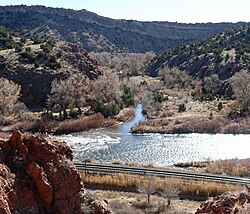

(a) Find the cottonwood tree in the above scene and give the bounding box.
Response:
[230,70,250,111]
[137,175,157,203]
[203,74,220,96]
[91,71,122,103]
[47,78,72,119]
[159,67,191,89]
[47,74,90,119]
[68,74,90,113]
[0,78,21,116]
[90,52,155,76]
[90,72,122,117]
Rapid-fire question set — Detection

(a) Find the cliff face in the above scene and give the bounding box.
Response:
[0,131,83,213]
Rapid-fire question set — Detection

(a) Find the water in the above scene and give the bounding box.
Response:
[57,104,250,166]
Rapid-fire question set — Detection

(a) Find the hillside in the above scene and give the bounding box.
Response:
[0,5,244,53]
[0,27,101,108]
[146,24,250,80]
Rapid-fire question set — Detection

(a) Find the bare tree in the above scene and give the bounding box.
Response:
[68,74,90,113]
[91,71,121,103]
[137,175,157,203]
[90,52,155,76]
[160,180,180,207]
[47,74,90,119]
[230,70,250,111]
[47,78,72,119]
[0,78,21,116]
[203,74,220,95]
[159,67,191,89]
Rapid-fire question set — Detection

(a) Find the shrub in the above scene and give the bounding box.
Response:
[218,102,223,111]
[153,92,164,103]
[33,37,43,44]
[91,100,121,117]
[15,44,23,52]
[223,123,242,134]
[25,47,31,52]
[20,37,27,44]
[122,85,134,107]
[34,62,40,68]
[47,61,61,70]
[20,51,34,62]
[178,104,186,112]
[209,112,213,120]
[49,55,57,63]
[55,113,105,134]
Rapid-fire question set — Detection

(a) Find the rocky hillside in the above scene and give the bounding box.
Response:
[0,131,82,213]
[0,131,113,213]
[146,24,250,80]
[0,27,101,108]
[0,5,244,53]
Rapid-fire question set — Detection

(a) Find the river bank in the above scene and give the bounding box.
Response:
[0,107,135,136]
[131,114,250,134]
[175,158,250,177]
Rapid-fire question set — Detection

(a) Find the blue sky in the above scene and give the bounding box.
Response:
[1,0,250,23]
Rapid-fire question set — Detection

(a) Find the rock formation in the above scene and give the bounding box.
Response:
[196,190,250,214]
[0,131,83,213]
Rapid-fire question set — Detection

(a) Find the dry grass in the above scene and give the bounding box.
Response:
[81,173,238,201]
[131,115,225,134]
[54,113,106,134]
[203,158,250,177]
[175,158,250,178]
[116,107,135,122]
[132,114,250,134]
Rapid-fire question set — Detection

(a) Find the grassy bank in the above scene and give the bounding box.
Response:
[176,158,250,178]
[81,173,238,201]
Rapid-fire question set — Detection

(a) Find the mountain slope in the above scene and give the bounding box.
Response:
[0,5,244,53]
[0,27,101,108]
[146,24,250,80]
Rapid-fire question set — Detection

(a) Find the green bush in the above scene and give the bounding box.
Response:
[91,100,121,117]
[33,37,43,44]
[218,102,223,111]
[34,63,40,68]
[122,85,134,107]
[20,37,27,44]
[25,47,31,52]
[20,51,34,62]
[49,55,57,63]
[153,92,164,103]
[15,44,23,52]
[178,104,186,112]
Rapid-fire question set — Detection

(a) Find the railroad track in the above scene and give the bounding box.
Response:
[74,162,250,185]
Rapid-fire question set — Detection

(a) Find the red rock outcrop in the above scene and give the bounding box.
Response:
[196,190,250,214]
[90,200,113,214]
[0,131,83,213]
